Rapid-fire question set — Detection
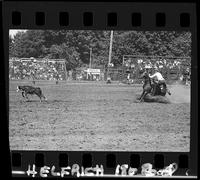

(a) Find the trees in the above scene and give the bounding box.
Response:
[10,30,46,58]
[9,35,15,58]
[9,30,191,69]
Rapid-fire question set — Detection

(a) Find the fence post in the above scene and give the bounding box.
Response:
[63,62,67,81]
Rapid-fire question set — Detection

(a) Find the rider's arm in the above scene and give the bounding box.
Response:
[149,73,156,78]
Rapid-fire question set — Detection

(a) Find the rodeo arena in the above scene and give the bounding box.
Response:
[9,35,191,152]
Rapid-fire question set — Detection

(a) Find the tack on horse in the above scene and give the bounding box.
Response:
[138,71,171,102]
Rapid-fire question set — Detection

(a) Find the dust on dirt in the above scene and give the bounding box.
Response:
[135,83,190,104]
[168,83,190,103]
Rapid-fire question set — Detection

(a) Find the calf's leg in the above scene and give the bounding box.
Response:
[24,92,29,101]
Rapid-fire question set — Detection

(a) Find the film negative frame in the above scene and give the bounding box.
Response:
[2,0,198,178]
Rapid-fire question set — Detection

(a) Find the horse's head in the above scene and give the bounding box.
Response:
[140,71,149,79]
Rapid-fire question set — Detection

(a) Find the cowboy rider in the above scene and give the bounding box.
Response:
[149,67,166,95]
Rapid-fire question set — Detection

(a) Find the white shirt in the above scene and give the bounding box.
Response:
[149,72,164,81]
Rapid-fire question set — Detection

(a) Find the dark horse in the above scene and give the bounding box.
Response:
[138,71,171,102]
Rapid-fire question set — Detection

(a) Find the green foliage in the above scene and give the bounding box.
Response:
[9,30,191,69]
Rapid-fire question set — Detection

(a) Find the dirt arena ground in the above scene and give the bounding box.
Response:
[9,80,190,151]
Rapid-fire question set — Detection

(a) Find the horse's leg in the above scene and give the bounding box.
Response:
[150,86,154,95]
[141,91,149,102]
[139,91,148,102]
[138,90,145,100]
[152,84,157,96]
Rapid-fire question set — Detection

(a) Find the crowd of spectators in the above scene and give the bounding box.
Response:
[9,58,66,81]
[9,57,191,85]
[124,57,191,83]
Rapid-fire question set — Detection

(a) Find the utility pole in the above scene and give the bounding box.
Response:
[107,30,113,82]
[89,47,92,69]
[108,30,113,66]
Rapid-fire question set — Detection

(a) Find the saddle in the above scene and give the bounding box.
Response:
[151,81,166,96]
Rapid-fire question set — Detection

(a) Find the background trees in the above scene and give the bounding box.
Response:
[9,30,191,69]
